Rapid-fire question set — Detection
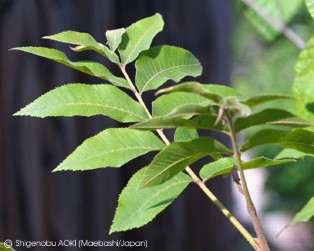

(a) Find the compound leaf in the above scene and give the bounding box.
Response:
[43,31,120,63]
[14,84,148,122]
[135,46,202,93]
[139,137,232,188]
[53,128,165,171]
[119,13,164,65]
[110,167,191,233]
[241,128,314,154]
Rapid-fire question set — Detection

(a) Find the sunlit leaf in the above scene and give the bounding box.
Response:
[106,28,125,51]
[119,13,164,65]
[14,84,148,122]
[43,31,120,63]
[11,47,128,88]
[152,92,211,117]
[110,167,191,233]
[306,0,314,21]
[53,128,165,171]
[157,82,244,103]
[135,46,202,93]
[289,197,314,225]
[139,137,232,188]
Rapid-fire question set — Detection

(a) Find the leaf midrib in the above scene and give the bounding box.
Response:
[141,63,200,93]
[29,102,146,120]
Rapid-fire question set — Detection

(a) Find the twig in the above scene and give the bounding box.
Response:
[241,0,306,49]
[225,111,270,251]
[119,64,259,250]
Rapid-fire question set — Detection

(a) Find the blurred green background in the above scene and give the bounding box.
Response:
[232,1,314,227]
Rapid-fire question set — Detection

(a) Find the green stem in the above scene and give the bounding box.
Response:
[119,64,259,250]
[224,111,270,251]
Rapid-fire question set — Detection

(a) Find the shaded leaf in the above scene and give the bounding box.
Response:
[174,128,199,142]
[14,84,148,122]
[157,82,244,103]
[139,137,232,188]
[200,156,294,181]
[11,47,128,88]
[131,115,226,133]
[135,46,202,93]
[241,128,314,154]
[43,31,120,63]
[243,94,293,107]
[110,167,191,233]
[53,128,165,171]
[234,108,294,132]
[106,28,125,51]
[152,92,211,117]
[119,13,164,65]
[275,149,313,159]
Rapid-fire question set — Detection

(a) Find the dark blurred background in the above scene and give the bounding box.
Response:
[0,0,247,250]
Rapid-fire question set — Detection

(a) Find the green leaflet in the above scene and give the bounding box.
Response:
[157,82,245,103]
[110,167,191,233]
[0,243,15,251]
[294,35,314,77]
[278,197,314,236]
[244,0,303,41]
[288,197,314,225]
[11,47,128,88]
[14,84,148,122]
[199,157,293,181]
[119,13,164,65]
[243,94,293,107]
[241,128,314,154]
[293,36,314,123]
[306,0,314,20]
[131,115,226,133]
[53,128,165,171]
[106,28,126,51]
[234,108,295,132]
[43,30,120,63]
[152,92,211,117]
[139,137,232,188]
[275,148,313,159]
[174,128,199,142]
[135,46,202,93]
